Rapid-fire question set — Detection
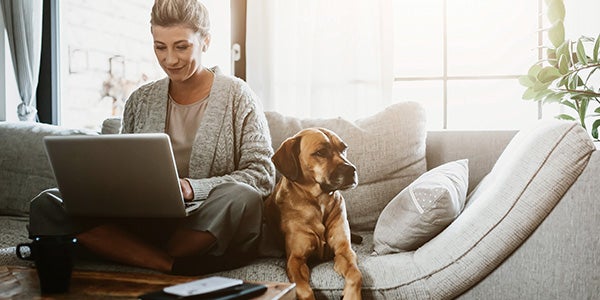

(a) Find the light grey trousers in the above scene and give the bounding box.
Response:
[28,182,263,257]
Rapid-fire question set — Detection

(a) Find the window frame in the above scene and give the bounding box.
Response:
[392,0,544,129]
[37,0,60,125]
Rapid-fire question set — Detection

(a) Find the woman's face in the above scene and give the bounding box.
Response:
[151,25,209,83]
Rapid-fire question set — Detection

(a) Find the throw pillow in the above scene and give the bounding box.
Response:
[372,159,469,255]
[265,101,428,231]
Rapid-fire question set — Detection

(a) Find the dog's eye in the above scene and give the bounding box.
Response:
[339,145,348,156]
[314,149,328,157]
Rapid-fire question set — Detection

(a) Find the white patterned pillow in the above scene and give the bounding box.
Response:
[373,159,469,254]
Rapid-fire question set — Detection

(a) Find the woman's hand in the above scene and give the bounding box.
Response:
[179,178,194,201]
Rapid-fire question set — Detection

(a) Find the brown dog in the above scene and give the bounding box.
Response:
[264,128,362,300]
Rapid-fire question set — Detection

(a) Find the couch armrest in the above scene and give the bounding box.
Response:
[415,121,595,299]
[426,130,517,194]
[458,148,600,299]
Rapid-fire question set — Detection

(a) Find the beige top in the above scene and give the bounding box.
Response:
[166,95,209,178]
[122,72,275,200]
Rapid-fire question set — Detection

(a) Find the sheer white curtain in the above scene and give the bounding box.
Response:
[246,0,393,119]
[1,0,42,121]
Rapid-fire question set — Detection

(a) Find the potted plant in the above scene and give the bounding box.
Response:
[520,0,600,139]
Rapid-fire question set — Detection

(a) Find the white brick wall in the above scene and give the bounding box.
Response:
[60,0,163,130]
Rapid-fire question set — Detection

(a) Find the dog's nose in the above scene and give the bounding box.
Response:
[338,163,356,177]
[321,163,358,192]
[335,163,357,187]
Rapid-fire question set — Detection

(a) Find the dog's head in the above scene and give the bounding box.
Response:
[272,128,357,193]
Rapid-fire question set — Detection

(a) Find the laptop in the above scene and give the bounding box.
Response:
[43,133,203,218]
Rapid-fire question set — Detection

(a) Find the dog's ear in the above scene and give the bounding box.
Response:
[272,136,302,181]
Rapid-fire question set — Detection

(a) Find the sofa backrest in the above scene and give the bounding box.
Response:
[426,130,517,195]
[0,122,98,216]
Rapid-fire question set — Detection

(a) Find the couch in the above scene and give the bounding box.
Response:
[1,102,598,299]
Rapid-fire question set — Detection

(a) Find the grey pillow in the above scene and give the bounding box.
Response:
[373,159,469,254]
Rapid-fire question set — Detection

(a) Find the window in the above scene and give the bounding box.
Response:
[57,0,231,131]
[392,0,542,130]
[393,0,600,130]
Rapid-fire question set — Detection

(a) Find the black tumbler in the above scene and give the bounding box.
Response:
[16,236,77,294]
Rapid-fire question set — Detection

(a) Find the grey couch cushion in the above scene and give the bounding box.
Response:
[210,232,430,299]
[265,102,428,231]
[0,122,98,216]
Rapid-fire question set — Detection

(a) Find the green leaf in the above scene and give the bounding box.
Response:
[547,0,566,23]
[576,39,588,65]
[560,99,577,111]
[546,48,558,67]
[522,87,538,100]
[538,66,562,83]
[594,34,599,62]
[546,48,556,57]
[558,54,569,74]
[556,40,571,66]
[543,91,565,103]
[596,106,600,114]
[579,98,589,128]
[592,119,600,140]
[527,64,543,77]
[556,113,576,121]
[536,89,553,102]
[533,80,551,92]
[568,73,584,88]
[518,75,535,87]
[557,75,569,87]
[548,20,565,48]
[545,0,563,6]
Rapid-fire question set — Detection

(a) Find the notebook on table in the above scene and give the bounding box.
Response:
[43,133,202,218]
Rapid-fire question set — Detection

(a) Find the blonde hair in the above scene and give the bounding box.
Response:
[151,0,210,37]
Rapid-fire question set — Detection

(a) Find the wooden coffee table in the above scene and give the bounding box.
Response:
[0,266,295,299]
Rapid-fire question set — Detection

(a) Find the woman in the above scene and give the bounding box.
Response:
[28,0,275,275]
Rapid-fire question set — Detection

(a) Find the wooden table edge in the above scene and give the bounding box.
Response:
[1,265,296,299]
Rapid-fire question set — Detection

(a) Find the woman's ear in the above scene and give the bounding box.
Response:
[202,34,211,52]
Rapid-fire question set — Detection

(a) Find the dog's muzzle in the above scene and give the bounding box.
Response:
[320,163,358,193]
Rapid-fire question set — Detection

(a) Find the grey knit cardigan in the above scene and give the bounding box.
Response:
[121,74,275,201]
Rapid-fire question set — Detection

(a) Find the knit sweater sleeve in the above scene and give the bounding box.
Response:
[121,90,137,134]
[187,79,275,200]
